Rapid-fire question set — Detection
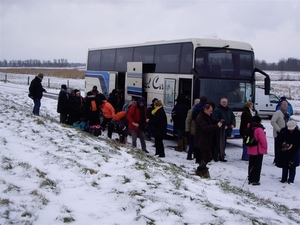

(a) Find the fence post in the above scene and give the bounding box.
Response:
[27,76,30,85]
[4,74,7,83]
[67,80,69,88]
[48,78,50,88]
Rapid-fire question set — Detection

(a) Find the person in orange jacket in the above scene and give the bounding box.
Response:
[100,99,115,131]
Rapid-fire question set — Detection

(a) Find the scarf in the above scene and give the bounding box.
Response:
[280,108,290,124]
[151,106,162,115]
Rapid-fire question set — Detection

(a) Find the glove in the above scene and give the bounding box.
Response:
[28,94,33,99]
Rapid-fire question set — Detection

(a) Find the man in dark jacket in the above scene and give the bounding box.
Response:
[171,95,190,151]
[214,98,236,162]
[28,73,47,116]
[195,103,222,178]
[57,84,69,124]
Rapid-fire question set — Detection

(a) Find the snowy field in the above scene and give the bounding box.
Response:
[0,72,300,224]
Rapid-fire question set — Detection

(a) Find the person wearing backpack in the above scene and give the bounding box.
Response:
[126,97,148,153]
[185,98,200,160]
[100,98,115,131]
[84,91,100,126]
[239,101,256,161]
[247,116,268,186]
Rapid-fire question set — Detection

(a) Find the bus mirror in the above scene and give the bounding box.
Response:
[264,76,270,95]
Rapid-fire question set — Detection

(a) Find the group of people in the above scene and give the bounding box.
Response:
[29,73,299,184]
[239,99,299,185]
[175,96,236,178]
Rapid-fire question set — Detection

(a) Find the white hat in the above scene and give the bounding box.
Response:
[287,120,297,130]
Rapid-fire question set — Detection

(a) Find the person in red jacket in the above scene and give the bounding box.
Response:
[126,97,148,153]
[247,116,268,186]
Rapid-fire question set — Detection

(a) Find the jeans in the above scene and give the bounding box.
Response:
[187,135,194,157]
[282,166,296,183]
[33,98,41,116]
[242,143,249,160]
[130,129,147,151]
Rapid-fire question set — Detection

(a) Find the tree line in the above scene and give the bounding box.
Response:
[0,59,85,67]
[255,57,299,71]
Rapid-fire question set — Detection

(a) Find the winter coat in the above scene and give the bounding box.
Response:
[101,100,115,119]
[57,89,69,114]
[247,122,268,155]
[276,127,300,168]
[271,110,289,137]
[126,104,147,131]
[185,106,196,136]
[194,110,220,151]
[29,76,46,99]
[214,105,236,137]
[148,106,167,138]
[239,107,253,136]
[171,103,189,131]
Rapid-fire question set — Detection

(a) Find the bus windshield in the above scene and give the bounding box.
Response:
[196,78,253,111]
[195,48,254,79]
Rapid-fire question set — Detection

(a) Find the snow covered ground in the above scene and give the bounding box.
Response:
[0,72,300,225]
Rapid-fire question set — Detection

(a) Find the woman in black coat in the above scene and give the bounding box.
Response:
[147,100,167,157]
[276,120,300,184]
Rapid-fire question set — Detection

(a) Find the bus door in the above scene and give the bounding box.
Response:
[126,62,143,99]
[178,78,193,107]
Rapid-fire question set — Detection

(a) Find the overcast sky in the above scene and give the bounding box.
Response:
[0,0,299,63]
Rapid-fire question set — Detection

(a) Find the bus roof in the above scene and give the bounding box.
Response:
[88,38,253,52]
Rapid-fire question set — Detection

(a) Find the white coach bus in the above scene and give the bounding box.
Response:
[85,38,270,137]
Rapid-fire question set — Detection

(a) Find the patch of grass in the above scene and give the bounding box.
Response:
[166,207,182,217]
[30,189,49,205]
[128,190,144,197]
[144,172,151,179]
[63,217,75,223]
[83,167,98,175]
[21,211,32,218]
[4,183,20,193]
[219,181,300,223]
[18,161,31,170]
[91,181,98,187]
[123,176,131,184]
[0,198,11,205]
[35,118,45,125]
[35,168,47,178]
[2,156,13,170]
[40,178,57,189]
[1,137,7,145]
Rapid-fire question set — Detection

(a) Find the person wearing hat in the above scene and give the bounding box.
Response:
[126,97,149,153]
[247,116,268,186]
[57,84,69,124]
[28,73,47,116]
[146,98,158,140]
[276,120,300,184]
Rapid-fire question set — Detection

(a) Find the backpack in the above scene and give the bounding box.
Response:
[243,126,258,146]
[90,100,97,112]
